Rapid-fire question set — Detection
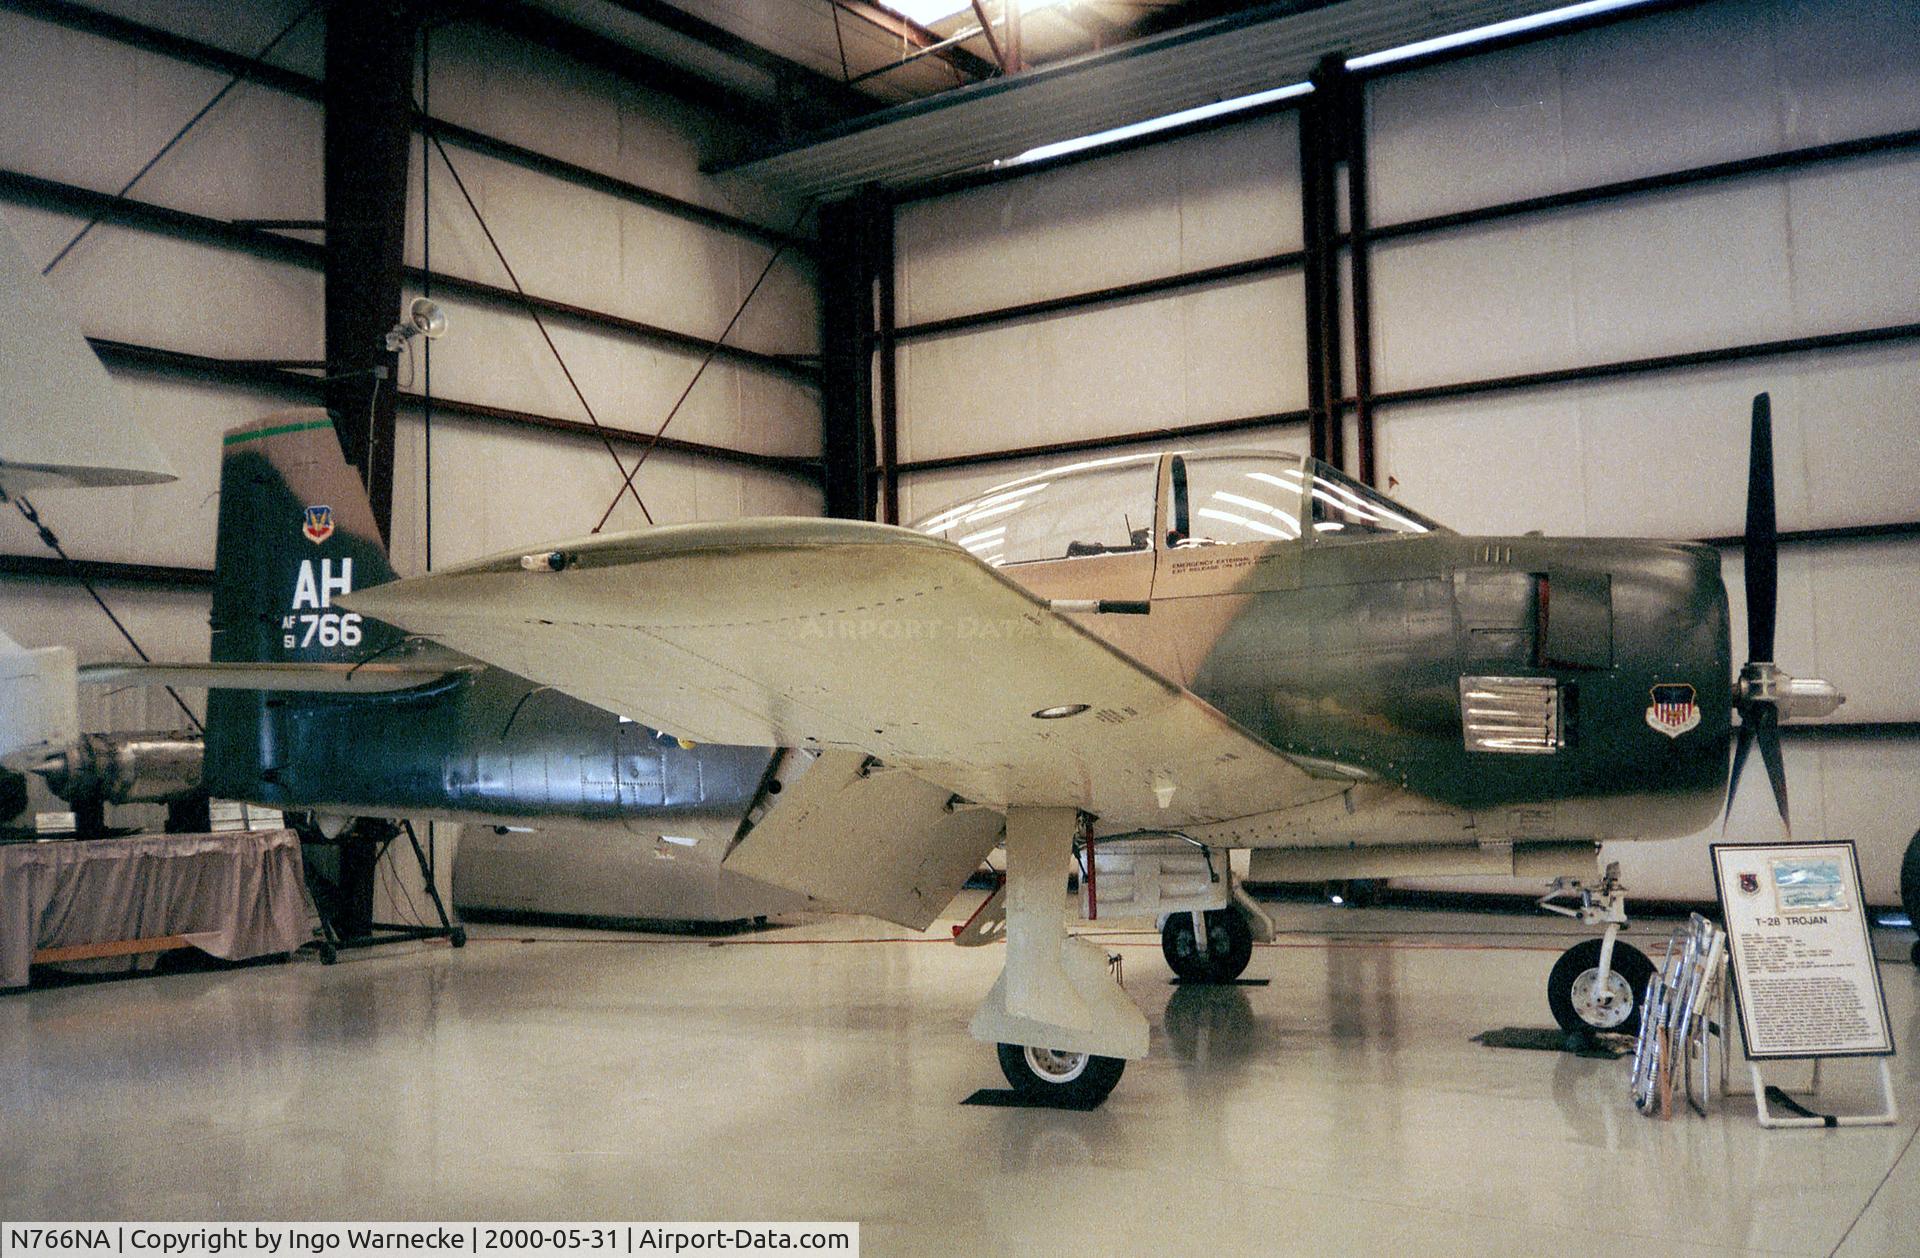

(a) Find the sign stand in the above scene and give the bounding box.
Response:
[1711,841,1898,1130]
[1746,1057,1897,1129]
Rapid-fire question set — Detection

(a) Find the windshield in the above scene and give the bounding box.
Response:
[1307,461,1442,539]
[910,454,1159,566]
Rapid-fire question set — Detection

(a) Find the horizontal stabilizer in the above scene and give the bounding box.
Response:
[80,661,476,693]
[0,211,175,491]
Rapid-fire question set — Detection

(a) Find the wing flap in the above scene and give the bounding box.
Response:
[726,750,1002,930]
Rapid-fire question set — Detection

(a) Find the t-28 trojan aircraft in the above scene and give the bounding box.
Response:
[73,397,1839,1107]
[343,394,1837,1106]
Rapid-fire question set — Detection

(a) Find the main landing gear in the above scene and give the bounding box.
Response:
[1539,862,1653,1036]
[1161,907,1254,983]
[971,808,1149,1108]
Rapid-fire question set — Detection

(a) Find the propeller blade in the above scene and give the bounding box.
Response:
[1745,392,1778,664]
[1754,705,1790,835]
[1723,719,1755,831]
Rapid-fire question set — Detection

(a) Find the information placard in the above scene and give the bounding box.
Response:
[1711,841,1893,1061]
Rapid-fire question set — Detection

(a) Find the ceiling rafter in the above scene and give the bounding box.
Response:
[591,0,876,114]
[831,0,1000,83]
[455,0,793,132]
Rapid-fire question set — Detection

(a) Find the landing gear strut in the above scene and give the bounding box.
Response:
[1901,828,1920,968]
[1539,862,1653,1035]
[972,808,1148,1108]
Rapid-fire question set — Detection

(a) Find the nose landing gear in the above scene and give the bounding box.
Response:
[1540,863,1653,1036]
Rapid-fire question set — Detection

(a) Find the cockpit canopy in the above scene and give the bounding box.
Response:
[911,449,1445,566]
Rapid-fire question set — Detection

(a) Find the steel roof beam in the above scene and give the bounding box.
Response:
[452,0,785,133]
[0,169,819,382]
[594,0,872,117]
[0,0,810,249]
[85,338,821,477]
[832,0,998,83]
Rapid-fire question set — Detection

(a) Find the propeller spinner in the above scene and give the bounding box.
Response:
[1725,392,1844,834]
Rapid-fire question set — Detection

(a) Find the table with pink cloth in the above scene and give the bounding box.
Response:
[0,828,312,989]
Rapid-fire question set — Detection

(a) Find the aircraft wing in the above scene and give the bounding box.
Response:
[342,519,1336,831]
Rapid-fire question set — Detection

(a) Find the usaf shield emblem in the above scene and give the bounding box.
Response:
[302,504,334,545]
[1645,683,1700,737]
[1738,871,1761,896]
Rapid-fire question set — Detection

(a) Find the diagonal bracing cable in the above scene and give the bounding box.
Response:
[589,230,801,534]
[419,120,656,524]
[41,1,324,277]
[830,0,852,82]
[1,487,202,731]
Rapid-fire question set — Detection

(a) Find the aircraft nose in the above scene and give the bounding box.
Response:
[1604,541,1730,687]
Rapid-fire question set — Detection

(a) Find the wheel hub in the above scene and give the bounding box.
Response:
[1024,1045,1090,1083]
[1570,966,1635,1029]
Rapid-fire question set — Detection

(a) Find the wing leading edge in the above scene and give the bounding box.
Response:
[342,518,1338,832]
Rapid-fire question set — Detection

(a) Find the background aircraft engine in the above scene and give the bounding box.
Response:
[34,730,205,805]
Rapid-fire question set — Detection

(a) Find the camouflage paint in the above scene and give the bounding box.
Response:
[202,411,772,826]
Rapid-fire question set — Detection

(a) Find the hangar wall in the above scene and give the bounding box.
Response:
[887,0,1920,903]
[893,113,1306,488]
[0,2,825,885]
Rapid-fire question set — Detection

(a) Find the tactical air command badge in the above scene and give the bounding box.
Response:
[302,504,334,544]
[1645,683,1700,738]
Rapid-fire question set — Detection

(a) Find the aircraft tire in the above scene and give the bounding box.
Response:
[1548,938,1653,1036]
[1901,830,1920,968]
[996,1043,1125,1108]
[1161,908,1254,983]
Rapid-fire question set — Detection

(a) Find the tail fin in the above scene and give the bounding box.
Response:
[210,409,399,666]
[207,409,403,797]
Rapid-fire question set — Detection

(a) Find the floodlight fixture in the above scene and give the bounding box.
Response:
[384,297,447,352]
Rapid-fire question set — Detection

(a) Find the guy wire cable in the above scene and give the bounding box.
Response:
[0,484,202,731]
[40,2,323,278]
[421,16,434,575]
[421,17,437,892]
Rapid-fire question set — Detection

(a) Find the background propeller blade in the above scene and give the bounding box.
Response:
[1726,393,1801,834]
[1724,720,1754,829]
[1753,705,1790,835]
[1745,392,1778,664]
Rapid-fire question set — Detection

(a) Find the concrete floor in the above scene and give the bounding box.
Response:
[4,897,1919,1256]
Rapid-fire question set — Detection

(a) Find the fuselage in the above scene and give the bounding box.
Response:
[207,659,775,831]
[935,449,1732,843]
[206,421,1731,849]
